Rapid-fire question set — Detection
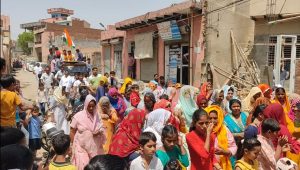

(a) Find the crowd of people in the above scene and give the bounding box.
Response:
[1,53,300,170]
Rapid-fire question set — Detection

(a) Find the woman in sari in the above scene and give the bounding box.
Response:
[241,87,262,113]
[196,94,208,109]
[200,82,213,100]
[119,77,132,95]
[224,99,248,165]
[49,86,69,134]
[288,98,300,138]
[272,87,294,134]
[95,76,108,103]
[263,103,300,167]
[209,89,225,111]
[171,83,182,109]
[98,96,119,153]
[107,87,127,120]
[70,95,106,170]
[258,84,272,100]
[124,90,141,117]
[108,108,146,163]
[206,105,237,170]
[246,97,271,125]
[223,85,237,114]
[143,108,171,148]
[177,85,198,128]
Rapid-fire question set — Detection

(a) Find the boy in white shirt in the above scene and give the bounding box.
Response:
[130,132,163,170]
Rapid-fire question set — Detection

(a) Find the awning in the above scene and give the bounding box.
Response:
[134,32,153,59]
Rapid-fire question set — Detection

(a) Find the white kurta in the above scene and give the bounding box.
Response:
[49,97,70,135]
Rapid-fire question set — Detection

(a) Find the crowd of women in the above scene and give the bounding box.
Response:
[43,72,300,170]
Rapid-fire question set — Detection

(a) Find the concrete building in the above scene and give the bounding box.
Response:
[1,15,12,74]
[20,8,102,63]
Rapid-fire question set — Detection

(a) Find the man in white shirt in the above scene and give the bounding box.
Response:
[40,66,54,102]
[55,67,64,84]
[59,70,72,92]
[130,132,163,170]
[33,63,43,81]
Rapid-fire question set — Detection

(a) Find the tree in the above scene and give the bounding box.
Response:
[17,31,34,55]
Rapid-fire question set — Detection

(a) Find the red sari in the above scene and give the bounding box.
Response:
[186,131,217,170]
[108,108,146,158]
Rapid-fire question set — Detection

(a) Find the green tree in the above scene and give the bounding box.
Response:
[17,31,34,55]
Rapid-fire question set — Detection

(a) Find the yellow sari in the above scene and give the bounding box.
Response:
[119,77,132,94]
[205,105,232,170]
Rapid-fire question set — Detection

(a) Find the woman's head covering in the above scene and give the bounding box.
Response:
[108,87,127,117]
[98,96,112,114]
[242,87,262,112]
[223,85,237,100]
[273,87,291,113]
[258,84,272,98]
[210,89,224,104]
[148,81,157,91]
[288,97,300,121]
[200,82,210,98]
[179,85,198,127]
[263,103,286,126]
[53,86,68,105]
[205,105,232,169]
[145,108,171,135]
[99,76,108,86]
[119,77,132,94]
[154,99,171,112]
[196,94,207,108]
[109,109,146,157]
[130,91,141,108]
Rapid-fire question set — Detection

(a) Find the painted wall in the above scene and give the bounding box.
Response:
[250,0,300,16]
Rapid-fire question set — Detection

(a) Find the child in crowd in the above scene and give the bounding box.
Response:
[156,125,189,168]
[49,134,76,170]
[0,74,33,127]
[37,83,47,115]
[0,127,26,147]
[25,105,42,156]
[130,132,164,170]
[257,118,288,170]
[235,138,261,170]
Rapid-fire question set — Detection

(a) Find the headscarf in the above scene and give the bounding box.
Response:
[242,87,262,113]
[144,108,171,135]
[108,109,146,157]
[171,85,181,109]
[205,105,232,170]
[148,81,157,91]
[246,97,272,125]
[108,87,127,119]
[223,85,238,113]
[98,96,112,114]
[119,77,132,94]
[196,94,207,108]
[179,85,198,127]
[258,84,272,98]
[99,76,108,86]
[53,86,68,105]
[200,82,209,96]
[130,91,141,108]
[288,97,300,121]
[210,89,224,104]
[154,99,171,112]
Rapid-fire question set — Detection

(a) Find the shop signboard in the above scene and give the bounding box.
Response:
[169,45,180,83]
[157,20,182,41]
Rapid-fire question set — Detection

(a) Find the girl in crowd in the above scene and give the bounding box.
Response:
[107,87,127,120]
[49,86,69,134]
[70,95,106,170]
[156,125,189,168]
[177,85,198,128]
[95,76,108,103]
[196,94,208,109]
[119,77,132,95]
[246,97,271,125]
[263,103,300,167]
[242,87,262,113]
[209,89,225,111]
[235,138,261,170]
[272,87,294,134]
[97,96,119,153]
[224,99,248,165]
[186,109,222,170]
[223,85,237,114]
[200,82,213,100]
[143,108,171,148]
[244,104,267,140]
[258,84,272,100]
[206,105,237,170]
[108,108,146,163]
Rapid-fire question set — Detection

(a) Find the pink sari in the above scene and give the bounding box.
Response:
[71,95,106,170]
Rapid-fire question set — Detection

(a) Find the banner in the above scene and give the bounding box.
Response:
[157,20,182,41]
[134,32,153,59]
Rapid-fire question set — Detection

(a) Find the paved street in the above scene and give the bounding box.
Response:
[15,69,38,101]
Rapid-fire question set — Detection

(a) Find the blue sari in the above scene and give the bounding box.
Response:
[224,111,248,168]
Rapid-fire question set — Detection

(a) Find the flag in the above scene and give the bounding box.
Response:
[62,28,75,48]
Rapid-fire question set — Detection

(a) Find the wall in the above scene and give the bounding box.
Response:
[1,15,11,74]
[205,0,254,86]
[295,59,300,95]
[250,0,300,16]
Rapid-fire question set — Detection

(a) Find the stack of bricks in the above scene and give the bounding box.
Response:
[295,59,300,94]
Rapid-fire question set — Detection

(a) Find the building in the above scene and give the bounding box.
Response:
[20,8,102,64]
[105,1,203,86]
[1,15,12,74]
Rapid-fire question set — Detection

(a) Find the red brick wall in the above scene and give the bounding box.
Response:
[295,59,300,94]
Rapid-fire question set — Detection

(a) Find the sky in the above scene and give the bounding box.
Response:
[1,0,185,40]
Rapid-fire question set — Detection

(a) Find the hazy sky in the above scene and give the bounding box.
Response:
[1,0,185,40]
